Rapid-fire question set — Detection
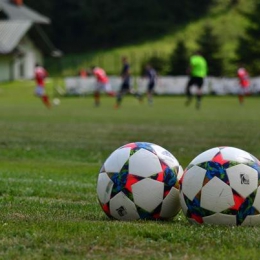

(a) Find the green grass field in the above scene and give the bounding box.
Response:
[1,80,260,259]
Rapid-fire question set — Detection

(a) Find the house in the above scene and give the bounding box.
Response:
[0,0,60,82]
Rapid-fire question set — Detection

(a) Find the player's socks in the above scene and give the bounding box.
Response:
[114,100,121,109]
[185,97,192,106]
[107,91,116,97]
[42,95,51,108]
[94,92,100,106]
[115,95,122,108]
[238,95,244,105]
[196,95,201,109]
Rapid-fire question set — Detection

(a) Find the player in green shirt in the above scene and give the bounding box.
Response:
[185,51,207,109]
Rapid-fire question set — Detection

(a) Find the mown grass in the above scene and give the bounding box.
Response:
[1,80,260,259]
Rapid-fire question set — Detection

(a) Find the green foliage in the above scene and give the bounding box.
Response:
[197,24,224,76]
[168,39,189,75]
[20,0,258,76]
[43,0,255,77]
[1,80,260,258]
[236,1,260,75]
[24,0,213,52]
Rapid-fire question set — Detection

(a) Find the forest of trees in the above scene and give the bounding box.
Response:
[23,0,260,76]
[24,0,214,52]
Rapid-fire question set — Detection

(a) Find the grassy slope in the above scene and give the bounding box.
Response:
[1,80,260,259]
[58,0,254,77]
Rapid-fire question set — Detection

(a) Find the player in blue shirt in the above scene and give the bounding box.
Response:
[144,64,157,105]
[115,56,132,108]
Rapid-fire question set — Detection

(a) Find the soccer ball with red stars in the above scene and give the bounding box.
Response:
[97,142,183,221]
[180,146,260,226]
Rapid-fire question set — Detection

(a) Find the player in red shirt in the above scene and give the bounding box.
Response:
[91,66,115,106]
[34,63,51,108]
[237,65,250,105]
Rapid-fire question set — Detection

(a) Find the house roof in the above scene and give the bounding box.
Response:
[0,0,50,24]
[0,1,61,56]
[0,20,32,54]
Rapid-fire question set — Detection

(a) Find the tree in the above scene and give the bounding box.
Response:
[196,24,223,76]
[236,1,260,76]
[168,39,189,75]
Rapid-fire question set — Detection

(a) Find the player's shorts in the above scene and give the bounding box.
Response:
[238,86,250,95]
[95,82,112,93]
[148,82,155,92]
[121,81,130,91]
[34,86,45,96]
[187,77,204,88]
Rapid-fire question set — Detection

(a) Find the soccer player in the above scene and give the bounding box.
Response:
[237,65,250,105]
[91,66,114,106]
[79,68,88,78]
[114,56,132,108]
[34,63,51,108]
[185,51,207,109]
[143,63,157,105]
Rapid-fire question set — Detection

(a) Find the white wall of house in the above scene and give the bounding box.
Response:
[12,36,43,80]
[0,55,12,81]
[0,36,43,82]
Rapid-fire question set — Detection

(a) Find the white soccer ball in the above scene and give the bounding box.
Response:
[180,146,260,226]
[97,142,183,221]
[52,98,60,105]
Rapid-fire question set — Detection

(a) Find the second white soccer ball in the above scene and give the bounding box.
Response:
[180,146,260,226]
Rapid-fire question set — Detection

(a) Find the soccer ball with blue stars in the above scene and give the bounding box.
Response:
[97,142,183,221]
[180,146,260,226]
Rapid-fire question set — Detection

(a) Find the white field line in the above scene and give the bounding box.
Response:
[0,177,95,188]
